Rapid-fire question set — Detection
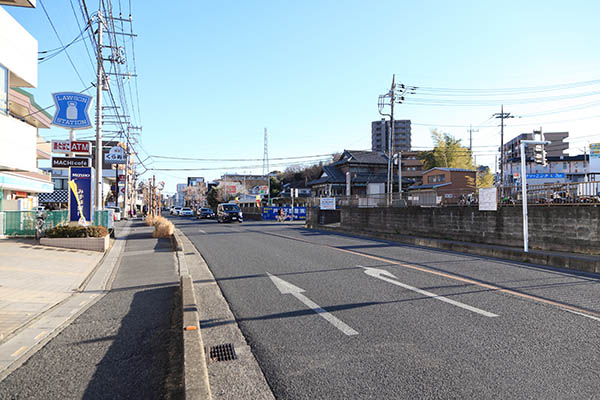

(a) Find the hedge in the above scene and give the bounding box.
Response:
[46,225,109,238]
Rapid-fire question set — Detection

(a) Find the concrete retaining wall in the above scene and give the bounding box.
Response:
[308,206,600,255]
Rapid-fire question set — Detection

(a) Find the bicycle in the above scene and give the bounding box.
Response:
[35,211,47,240]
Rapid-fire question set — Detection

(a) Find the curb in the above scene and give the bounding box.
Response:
[174,232,212,400]
[307,223,600,275]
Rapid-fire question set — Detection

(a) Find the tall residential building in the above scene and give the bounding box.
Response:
[371,119,411,154]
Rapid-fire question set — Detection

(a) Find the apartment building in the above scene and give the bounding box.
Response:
[371,119,411,154]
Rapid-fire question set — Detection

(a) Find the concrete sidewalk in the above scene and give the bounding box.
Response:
[0,239,105,343]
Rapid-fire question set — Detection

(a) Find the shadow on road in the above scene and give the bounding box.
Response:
[82,285,183,400]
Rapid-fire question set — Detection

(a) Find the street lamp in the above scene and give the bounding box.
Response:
[519,139,550,252]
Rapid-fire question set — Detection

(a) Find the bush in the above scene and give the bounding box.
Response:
[145,215,157,226]
[153,216,174,238]
[46,225,109,238]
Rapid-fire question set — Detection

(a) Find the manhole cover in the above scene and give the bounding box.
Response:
[207,343,237,362]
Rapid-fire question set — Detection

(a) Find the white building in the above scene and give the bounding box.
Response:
[0,4,54,211]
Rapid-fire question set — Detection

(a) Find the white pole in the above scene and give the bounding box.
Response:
[520,142,529,252]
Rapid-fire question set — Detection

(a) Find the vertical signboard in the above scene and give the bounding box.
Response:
[590,143,600,173]
[69,167,93,224]
[479,187,498,211]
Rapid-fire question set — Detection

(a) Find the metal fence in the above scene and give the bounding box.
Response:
[1,210,70,237]
[305,181,600,209]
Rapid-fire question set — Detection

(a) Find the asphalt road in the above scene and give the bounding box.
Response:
[174,216,600,400]
[0,222,183,400]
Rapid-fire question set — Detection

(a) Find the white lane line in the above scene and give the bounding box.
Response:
[34,331,48,341]
[199,229,206,234]
[361,266,498,318]
[565,309,600,322]
[11,346,28,358]
[267,273,359,336]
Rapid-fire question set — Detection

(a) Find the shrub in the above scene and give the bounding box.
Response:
[153,216,174,238]
[145,215,157,226]
[46,225,108,238]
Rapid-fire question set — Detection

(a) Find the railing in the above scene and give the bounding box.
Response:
[2,210,68,237]
[306,181,600,208]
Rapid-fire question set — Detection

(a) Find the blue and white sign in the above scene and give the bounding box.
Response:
[262,206,307,221]
[526,173,565,179]
[69,167,93,224]
[51,92,93,129]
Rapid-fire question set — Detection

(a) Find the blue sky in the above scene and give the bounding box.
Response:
[5,1,600,193]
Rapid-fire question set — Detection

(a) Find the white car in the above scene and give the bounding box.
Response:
[106,206,122,221]
[171,206,182,215]
[180,207,194,216]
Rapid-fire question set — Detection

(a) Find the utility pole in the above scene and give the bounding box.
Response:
[397,152,402,194]
[263,128,270,206]
[378,76,413,205]
[94,10,104,213]
[492,105,514,188]
[152,175,156,216]
[468,124,478,153]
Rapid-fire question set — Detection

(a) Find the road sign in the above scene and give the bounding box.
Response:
[51,140,91,154]
[52,157,91,168]
[104,146,127,164]
[51,92,93,129]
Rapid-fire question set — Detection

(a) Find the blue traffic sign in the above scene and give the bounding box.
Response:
[51,92,93,129]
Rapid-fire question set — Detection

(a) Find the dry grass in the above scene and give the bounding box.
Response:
[153,216,175,238]
[145,215,157,226]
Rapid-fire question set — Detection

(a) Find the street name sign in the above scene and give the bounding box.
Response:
[52,157,91,168]
[51,92,93,129]
[104,146,127,164]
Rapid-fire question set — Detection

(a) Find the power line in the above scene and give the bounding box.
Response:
[39,0,91,93]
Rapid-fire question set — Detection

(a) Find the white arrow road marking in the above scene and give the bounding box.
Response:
[361,266,498,318]
[267,273,359,336]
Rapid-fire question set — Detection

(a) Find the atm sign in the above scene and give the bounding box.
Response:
[51,140,91,154]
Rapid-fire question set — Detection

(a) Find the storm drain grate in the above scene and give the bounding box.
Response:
[207,343,237,362]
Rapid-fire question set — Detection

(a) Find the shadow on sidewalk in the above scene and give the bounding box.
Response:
[82,285,183,400]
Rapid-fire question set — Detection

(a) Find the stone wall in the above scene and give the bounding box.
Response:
[310,206,600,255]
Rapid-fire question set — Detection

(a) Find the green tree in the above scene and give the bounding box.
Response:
[418,129,474,170]
[418,129,494,189]
[206,187,219,209]
[269,176,282,197]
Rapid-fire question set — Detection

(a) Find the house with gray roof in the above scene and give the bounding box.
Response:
[308,150,415,197]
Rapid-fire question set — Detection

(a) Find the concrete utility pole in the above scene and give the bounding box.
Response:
[520,139,550,252]
[493,105,514,188]
[397,152,402,194]
[95,10,104,213]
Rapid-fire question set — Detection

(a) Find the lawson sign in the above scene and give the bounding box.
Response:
[51,92,93,129]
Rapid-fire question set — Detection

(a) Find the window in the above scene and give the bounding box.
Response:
[0,63,7,115]
[428,174,445,183]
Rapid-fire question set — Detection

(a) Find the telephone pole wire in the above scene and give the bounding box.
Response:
[492,105,514,187]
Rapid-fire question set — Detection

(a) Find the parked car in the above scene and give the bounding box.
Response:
[171,206,182,215]
[197,208,215,219]
[106,206,122,221]
[180,207,194,217]
[216,203,243,223]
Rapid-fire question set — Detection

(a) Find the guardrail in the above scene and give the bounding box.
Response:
[306,181,600,208]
